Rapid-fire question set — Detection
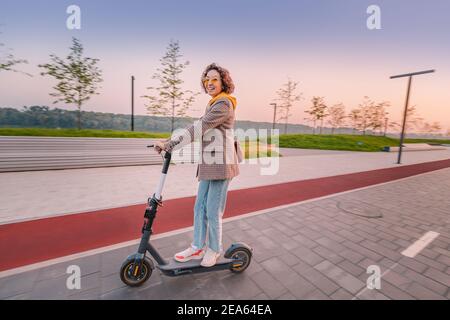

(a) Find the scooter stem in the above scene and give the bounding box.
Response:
[155,150,172,199]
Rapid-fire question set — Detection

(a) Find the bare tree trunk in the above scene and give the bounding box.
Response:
[77,92,81,130]
[171,97,175,132]
[284,110,288,134]
[77,105,81,130]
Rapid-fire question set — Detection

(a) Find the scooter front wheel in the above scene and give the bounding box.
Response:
[120,256,153,287]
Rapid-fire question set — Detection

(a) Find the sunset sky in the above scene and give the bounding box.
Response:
[1,0,449,131]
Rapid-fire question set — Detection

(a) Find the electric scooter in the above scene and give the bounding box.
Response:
[120,145,253,287]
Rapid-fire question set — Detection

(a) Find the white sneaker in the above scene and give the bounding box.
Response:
[174,246,205,262]
[200,248,220,267]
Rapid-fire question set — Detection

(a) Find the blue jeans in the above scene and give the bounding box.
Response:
[191,179,230,253]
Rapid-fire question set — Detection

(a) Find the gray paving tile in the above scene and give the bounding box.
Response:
[277,292,296,300]
[356,289,390,300]
[100,286,140,300]
[436,254,450,266]
[0,270,39,299]
[376,281,416,300]
[3,293,30,300]
[342,241,383,262]
[251,292,270,300]
[405,282,447,300]
[397,257,428,273]
[330,288,354,300]
[359,240,402,261]
[220,273,263,300]
[100,272,127,294]
[338,260,365,277]
[291,245,324,266]
[423,268,450,288]
[314,260,365,295]
[291,234,318,249]
[30,275,72,300]
[414,254,447,272]
[313,246,345,265]
[292,263,340,295]
[303,289,331,300]
[261,257,316,299]
[194,274,234,300]
[377,239,400,251]
[249,270,287,299]
[335,229,365,243]
[68,288,101,300]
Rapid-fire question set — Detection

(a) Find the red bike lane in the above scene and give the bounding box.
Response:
[1,158,449,272]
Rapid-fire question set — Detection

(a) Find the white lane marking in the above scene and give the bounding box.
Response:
[401,231,440,258]
[353,229,443,300]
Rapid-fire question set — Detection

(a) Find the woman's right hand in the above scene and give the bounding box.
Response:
[154,141,166,154]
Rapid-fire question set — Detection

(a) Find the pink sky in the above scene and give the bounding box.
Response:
[2,46,449,133]
[1,0,449,132]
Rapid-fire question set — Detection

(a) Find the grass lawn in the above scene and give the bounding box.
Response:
[243,140,280,158]
[1,127,448,153]
[278,134,450,152]
[403,138,450,144]
[278,134,401,152]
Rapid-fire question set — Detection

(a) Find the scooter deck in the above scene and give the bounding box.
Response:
[157,257,236,276]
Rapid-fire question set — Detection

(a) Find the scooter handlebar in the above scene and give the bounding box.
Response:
[147,144,171,157]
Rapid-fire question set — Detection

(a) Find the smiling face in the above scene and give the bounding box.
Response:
[202,69,223,97]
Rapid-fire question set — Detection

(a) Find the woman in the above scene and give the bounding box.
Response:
[154,63,242,267]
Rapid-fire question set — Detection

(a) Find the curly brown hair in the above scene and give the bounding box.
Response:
[201,63,235,94]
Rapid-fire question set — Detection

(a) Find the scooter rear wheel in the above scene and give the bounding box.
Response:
[229,247,252,273]
[120,258,153,287]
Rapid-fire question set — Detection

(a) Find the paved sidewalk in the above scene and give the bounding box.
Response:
[1,148,449,224]
[1,167,449,300]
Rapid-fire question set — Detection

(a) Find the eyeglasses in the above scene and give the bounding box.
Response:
[202,77,220,86]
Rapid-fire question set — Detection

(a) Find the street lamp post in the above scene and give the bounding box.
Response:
[390,69,435,164]
[131,75,135,131]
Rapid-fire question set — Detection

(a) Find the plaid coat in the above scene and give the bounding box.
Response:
[164,98,242,181]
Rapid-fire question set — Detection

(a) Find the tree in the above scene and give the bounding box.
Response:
[388,120,401,133]
[348,108,362,134]
[39,37,103,130]
[404,105,424,132]
[0,29,30,76]
[369,101,390,135]
[142,40,199,132]
[357,96,375,135]
[274,78,302,134]
[420,121,442,135]
[327,103,346,134]
[350,96,386,135]
[304,96,328,134]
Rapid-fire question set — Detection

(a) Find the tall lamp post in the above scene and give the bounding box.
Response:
[131,75,135,131]
[390,69,435,164]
